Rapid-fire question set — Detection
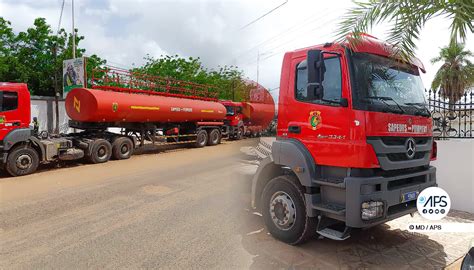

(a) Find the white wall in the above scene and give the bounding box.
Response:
[432,140,474,213]
[30,100,49,132]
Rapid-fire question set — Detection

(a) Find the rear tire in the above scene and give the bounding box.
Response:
[207,129,221,146]
[112,137,134,160]
[87,139,112,164]
[6,145,39,177]
[261,175,317,245]
[194,130,208,148]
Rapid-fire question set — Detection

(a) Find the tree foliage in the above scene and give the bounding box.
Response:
[133,55,252,101]
[336,0,473,59]
[431,42,474,103]
[0,17,106,96]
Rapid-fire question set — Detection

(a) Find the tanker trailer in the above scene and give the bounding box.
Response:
[62,87,227,164]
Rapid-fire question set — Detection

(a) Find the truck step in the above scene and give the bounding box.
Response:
[317,227,351,241]
[313,203,346,216]
[314,178,345,188]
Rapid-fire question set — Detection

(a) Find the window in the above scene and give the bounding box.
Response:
[296,57,342,104]
[0,91,18,112]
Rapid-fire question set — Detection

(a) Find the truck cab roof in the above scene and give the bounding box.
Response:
[288,33,425,73]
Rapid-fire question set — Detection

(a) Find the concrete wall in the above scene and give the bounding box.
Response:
[432,140,474,213]
[30,96,69,133]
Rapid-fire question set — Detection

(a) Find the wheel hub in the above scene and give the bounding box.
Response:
[121,144,129,154]
[97,146,106,158]
[16,154,32,170]
[270,191,296,230]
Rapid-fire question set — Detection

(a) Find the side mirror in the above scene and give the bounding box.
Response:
[307,49,326,100]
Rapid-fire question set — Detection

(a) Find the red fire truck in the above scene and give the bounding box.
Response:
[221,81,275,139]
[0,70,230,176]
[251,34,437,243]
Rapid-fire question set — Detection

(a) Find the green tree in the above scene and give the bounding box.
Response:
[133,55,251,100]
[336,0,473,59]
[0,17,106,96]
[431,42,474,104]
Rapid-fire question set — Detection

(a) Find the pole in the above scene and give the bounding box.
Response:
[72,0,75,58]
[256,50,260,85]
[53,46,60,134]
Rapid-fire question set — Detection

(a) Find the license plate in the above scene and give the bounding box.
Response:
[401,191,419,202]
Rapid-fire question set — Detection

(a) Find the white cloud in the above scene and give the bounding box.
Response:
[0,0,472,95]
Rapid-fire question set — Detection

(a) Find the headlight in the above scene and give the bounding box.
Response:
[361,201,384,220]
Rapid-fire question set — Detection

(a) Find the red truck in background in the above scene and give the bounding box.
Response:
[0,72,229,176]
[251,34,437,244]
[0,67,276,177]
[222,81,275,140]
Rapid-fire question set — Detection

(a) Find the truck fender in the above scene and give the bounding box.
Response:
[28,136,46,162]
[2,128,33,151]
[251,156,283,210]
[272,139,317,188]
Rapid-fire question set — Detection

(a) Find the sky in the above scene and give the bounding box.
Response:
[1,0,473,102]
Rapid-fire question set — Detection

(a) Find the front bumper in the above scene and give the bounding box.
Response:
[306,166,436,228]
[345,166,436,227]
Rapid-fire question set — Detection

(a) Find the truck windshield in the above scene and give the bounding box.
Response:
[351,52,429,117]
[225,105,235,116]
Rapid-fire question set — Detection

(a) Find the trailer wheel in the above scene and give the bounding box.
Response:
[112,137,134,160]
[261,175,317,245]
[6,145,39,177]
[195,130,208,148]
[207,129,221,146]
[88,139,112,164]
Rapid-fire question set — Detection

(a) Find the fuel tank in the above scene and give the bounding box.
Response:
[242,102,275,128]
[65,88,226,123]
[242,82,275,128]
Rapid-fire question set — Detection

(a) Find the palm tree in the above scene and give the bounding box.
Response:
[431,42,474,104]
[336,0,473,59]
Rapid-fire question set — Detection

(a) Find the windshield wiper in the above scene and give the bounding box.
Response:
[404,102,431,117]
[364,96,406,114]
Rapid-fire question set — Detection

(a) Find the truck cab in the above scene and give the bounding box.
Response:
[221,100,245,139]
[251,34,436,244]
[0,83,40,175]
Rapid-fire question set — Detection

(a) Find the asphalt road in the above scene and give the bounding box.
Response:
[0,139,260,269]
[0,138,470,269]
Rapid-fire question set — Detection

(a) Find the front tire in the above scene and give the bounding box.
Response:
[261,175,317,245]
[6,145,39,177]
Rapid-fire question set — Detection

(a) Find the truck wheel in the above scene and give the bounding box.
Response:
[207,129,221,146]
[195,130,208,148]
[88,139,112,164]
[112,137,134,160]
[235,127,244,140]
[261,175,317,245]
[6,145,39,177]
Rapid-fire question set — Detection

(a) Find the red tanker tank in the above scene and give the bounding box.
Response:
[66,88,226,123]
[242,81,275,129]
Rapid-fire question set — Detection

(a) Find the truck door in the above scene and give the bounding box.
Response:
[284,52,354,167]
[0,87,30,140]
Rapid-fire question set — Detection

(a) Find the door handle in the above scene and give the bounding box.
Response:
[288,125,301,134]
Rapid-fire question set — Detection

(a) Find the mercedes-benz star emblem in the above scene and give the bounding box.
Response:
[405,138,416,159]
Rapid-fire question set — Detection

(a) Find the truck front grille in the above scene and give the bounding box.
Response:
[367,136,432,170]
